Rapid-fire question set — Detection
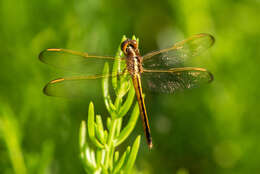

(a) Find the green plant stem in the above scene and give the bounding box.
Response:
[104,118,118,169]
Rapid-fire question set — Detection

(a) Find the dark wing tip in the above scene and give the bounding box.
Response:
[43,83,52,96]
[207,70,214,83]
[196,33,215,47]
[38,49,47,62]
[43,78,65,96]
[208,34,215,47]
[39,48,62,62]
[43,85,51,96]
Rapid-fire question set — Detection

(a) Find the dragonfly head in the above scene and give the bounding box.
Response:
[121,39,138,56]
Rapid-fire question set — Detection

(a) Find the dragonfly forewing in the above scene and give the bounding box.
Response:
[142,33,215,69]
[39,48,123,75]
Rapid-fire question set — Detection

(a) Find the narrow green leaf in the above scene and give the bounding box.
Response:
[79,121,98,172]
[122,136,141,173]
[112,52,120,93]
[115,119,122,137]
[106,117,111,131]
[112,35,127,93]
[123,146,131,167]
[114,97,123,113]
[95,115,105,144]
[81,147,97,173]
[103,130,108,144]
[104,119,118,169]
[96,149,102,166]
[0,107,27,174]
[114,151,119,163]
[102,62,116,115]
[114,80,129,113]
[117,80,130,101]
[95,124,105,145]
[90,149,97,167]
[88,102,104,149]
[79,121,88,160]
[113,151,127,174]
[115,103,139,146]
[118,84,135,118]
[96,115,104,130]
[109,148,115,171]
[79,121,87,154]
[88,102,95,136]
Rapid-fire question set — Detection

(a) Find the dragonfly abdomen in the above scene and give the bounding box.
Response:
[131,74,153,149]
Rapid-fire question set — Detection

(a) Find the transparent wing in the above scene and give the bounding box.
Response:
[142,33,215,69]
[43,73,129,98]
[39,48,124,74]
[142,67,213,93]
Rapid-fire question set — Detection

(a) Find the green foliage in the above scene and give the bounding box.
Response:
[0,105,54,174]
[79,36,141,174]
[0,106,27,174]
[0,0,260,173]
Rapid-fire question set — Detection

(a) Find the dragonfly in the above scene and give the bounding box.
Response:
[39,33,215,149]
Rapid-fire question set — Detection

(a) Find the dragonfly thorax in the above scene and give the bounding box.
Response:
[121,39,143,75]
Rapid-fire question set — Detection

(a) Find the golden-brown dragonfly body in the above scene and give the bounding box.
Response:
[121,39,152,149]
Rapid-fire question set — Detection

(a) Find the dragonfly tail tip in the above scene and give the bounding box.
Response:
[148,142,153,150]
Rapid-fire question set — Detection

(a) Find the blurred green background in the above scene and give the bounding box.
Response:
[0,0,259,173]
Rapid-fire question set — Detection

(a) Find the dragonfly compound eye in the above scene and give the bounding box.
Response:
[121,39,138,55]
[121,39,130,55]
[129,40,138,49]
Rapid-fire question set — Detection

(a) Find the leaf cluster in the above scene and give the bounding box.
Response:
[79,36,141,174]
